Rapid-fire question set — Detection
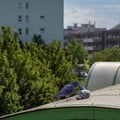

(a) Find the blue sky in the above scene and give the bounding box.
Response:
[64,0,120,29]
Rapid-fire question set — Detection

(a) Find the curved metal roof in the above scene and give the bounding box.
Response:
[39,84,120,110]
[1,84,120,120]
[85,62,120,91]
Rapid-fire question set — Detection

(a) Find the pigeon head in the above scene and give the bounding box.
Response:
[79,85,85,90]
[72,80,80,87]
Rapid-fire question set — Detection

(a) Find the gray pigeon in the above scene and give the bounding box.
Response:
[54,80,80,100]
[75,85,90,100]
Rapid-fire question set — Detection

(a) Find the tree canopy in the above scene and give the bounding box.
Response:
[0,26,88,116]
[89,47,120,66]
[64,39,88,66]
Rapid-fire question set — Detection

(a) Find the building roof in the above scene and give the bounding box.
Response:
[85,62,120,91]
[39,84,120,110]
[64,22,106,35]
[1,83,120,119]
[110,23,120,30]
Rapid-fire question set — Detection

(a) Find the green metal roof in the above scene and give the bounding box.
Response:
[1,84,120,120]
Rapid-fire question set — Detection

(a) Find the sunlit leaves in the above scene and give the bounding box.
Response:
[89,47,120,66]
[0,26,88,115]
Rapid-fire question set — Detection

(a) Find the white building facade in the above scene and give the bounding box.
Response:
[0,0,64,43]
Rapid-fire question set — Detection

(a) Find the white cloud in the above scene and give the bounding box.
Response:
[64,7,96,27]
[64,5,120,29]
[99,5,120,9]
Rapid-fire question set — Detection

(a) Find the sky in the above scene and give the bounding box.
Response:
[64,0,120,29]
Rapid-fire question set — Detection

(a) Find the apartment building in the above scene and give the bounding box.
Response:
[0,0,64,43]
[64,22,120,56]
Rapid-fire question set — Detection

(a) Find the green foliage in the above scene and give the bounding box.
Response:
[65,39,88,66]
[89,47,120,66]
[44,40,78,89]
[32,34,46,48]
[0,26,88,116]
[0,26,23,115]
[64,39,89,82]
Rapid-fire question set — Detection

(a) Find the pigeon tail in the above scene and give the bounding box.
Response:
[54,95,58,99]
[54,94,59,99]
[53,92,62,99]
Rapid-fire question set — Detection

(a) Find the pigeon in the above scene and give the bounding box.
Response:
[79,84,85,90]
[54,80,80,100]
[75,85,90,100]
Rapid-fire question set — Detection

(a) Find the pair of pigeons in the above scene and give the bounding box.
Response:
[54,80,90,100]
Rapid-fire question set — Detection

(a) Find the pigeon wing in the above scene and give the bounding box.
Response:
[59,84,75,97]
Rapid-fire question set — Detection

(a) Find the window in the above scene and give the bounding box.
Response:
[18,28,22,35]
[40,16,45,19]
[18,2,22,9]
[26,3,29,9]
[25,15,29,22]
[40,28,45,32]
[18,15,22,22]
[26,28,29,35]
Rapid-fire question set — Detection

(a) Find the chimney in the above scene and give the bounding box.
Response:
[94,21,96,26]
[89,21,91,25]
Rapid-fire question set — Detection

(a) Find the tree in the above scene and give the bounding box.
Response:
[89,46,120,66]
[17,47,58,109]
[64,39,89,82]
[64,39,88,66]
[0,26,23,115]
[32,34,46,48]
[0,26,82,115]
[44,40,78,89]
